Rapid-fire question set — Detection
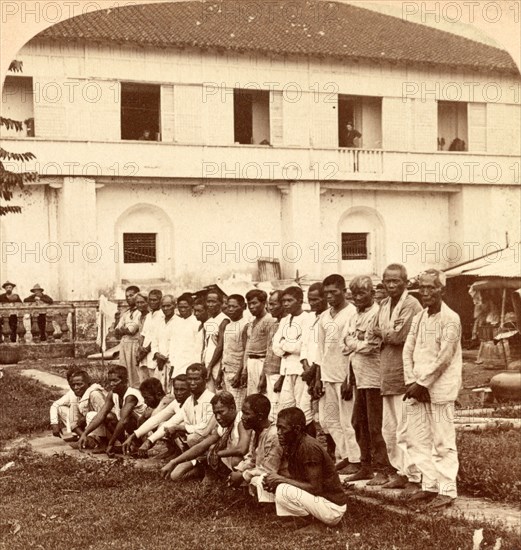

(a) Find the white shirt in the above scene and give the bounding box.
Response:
[169,314,200,378]
[272,311,313,376]
[403,302,463,403]
[135,398,182,440]
[300,312,321,366]
[141,309,165,369]
[112,387,147,420]
[151,314,177,364]
[149,388,216,444]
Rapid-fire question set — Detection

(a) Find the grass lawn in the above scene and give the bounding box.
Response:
[0,369,61,449]
[1,449,519,550]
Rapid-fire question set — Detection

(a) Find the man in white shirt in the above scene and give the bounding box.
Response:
[151,295,177,392]
[49,370,79,439]
[403,269,462,510]
[315,274,360,474]
[157,363,217,479]
[168,293,200,380]
[138,290,164,380]
[272,286,314,435]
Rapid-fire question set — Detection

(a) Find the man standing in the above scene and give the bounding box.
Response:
[244,290,275,396]
[315,274,360,474]
[0,281,22,342]
[220,294,249,412]
[403,269,462,510]
[193,298,208,363]
[168,293,200,379]
[115,285,141,388]
[263,407,347,531]
[345,122,362,147]
[152,295,177,392]
[272,287,314,436]
[259,291,284,422]
[343,276,390,485]
[373,264,422,489]
[203,291,230,391]
[138,290,164,381]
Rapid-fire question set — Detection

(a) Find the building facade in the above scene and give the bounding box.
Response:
[1,1,520,300]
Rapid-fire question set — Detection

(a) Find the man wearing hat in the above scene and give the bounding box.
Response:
[0,281,22,342]
[24,284,54,341]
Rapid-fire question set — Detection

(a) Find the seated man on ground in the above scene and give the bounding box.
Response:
[122,375,190,457]
[229,394,287,500]
[50,369,80,441]
[139,364,216,461]
[263,407,347,531]
[78,365,147,456]
[160,391,250,482]
[68,369,106,442]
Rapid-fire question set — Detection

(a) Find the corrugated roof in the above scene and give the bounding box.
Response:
[32,1,519,75]
[445,246,521,278]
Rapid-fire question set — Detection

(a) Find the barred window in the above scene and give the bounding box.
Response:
[341,233,368,260]
[123,233,157,263]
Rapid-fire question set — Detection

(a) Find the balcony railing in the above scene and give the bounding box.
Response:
[2,137,518,185]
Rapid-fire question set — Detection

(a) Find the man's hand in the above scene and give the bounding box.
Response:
[273,375,284,394]
[122,433,136,455]
[257,373,267,394]
[403,383,430,403]
[137,346,148,362]
[340,377,353,401]
[240,369,248,389]
[313,377,324,400]
[263,473,284,493]
[215,370,224,390]
[155,354,167,371]
[230,371,241,389]
[228,471,244,488]
[160,459,177,480]
[136,439,153,458]
[78,432,88,452]
[372,326,382,339]
[51,424,61,438]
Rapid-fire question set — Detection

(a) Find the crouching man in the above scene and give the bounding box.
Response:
[263,407,347,532]
[49,369,80,440]
[160,391,250,481]
[78,365,146,456]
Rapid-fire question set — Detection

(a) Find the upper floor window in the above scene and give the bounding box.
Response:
[121,83,160,141]
[338,95,382,149]
[233,89,270,145]
[1,76,34,137]
[123,233,157,263]
[437,101,468,151]
[341,232,368,260]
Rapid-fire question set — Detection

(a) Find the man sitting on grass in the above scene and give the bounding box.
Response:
[160,391,250,482]
[122,375,191,457]
[229,394,287,500]
[50,369,80,441]
[69,370,106,441]
[263,407,347,532]
[78,365,147,456]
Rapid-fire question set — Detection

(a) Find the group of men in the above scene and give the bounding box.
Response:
[50,264,462,528]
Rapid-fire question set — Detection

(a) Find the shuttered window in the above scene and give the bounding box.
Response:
[123,233,157,263]
[341,233,368,260]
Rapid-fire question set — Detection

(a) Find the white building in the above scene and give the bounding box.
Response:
[1,0,520,300]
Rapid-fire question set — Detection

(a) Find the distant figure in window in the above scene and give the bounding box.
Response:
[24,284,54,341]
[449,138,466,151]
[0,281,22,342]
[139,129,154,141]
[345,122,362,148]
[25,118,35,137]
[437,137,445,151]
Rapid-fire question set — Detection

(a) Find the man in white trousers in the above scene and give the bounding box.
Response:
[403,269,462,510]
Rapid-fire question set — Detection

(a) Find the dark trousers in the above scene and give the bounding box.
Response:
[38,314,47,341]
[352,387,391,471]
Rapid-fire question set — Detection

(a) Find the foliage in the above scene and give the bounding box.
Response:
[0,370,61,448]
[457,427,521,503]
[0,60,38,216]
